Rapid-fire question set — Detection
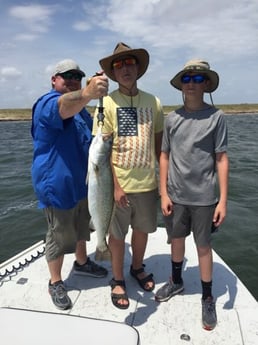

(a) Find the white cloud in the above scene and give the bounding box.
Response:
[0,0,257,108]
[9,4,53,20]
[14,33,38,41]
[96,0,258,61]
[9,4,56,33]
[73,21,91,31]
[1,67,22,78]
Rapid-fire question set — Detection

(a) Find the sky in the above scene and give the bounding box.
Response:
[0,0,257,109]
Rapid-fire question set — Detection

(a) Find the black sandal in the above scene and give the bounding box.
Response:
[110,278,129,310]
[130,264,155,292]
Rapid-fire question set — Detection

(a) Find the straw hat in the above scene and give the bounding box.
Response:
[99,42,149,81]
[170,59,219,93]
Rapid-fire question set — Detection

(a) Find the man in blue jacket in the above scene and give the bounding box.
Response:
[31,59,108,310]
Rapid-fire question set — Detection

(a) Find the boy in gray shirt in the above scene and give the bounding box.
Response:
[155,60,229,331]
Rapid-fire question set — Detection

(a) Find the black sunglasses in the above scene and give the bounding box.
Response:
[57,72,83,81]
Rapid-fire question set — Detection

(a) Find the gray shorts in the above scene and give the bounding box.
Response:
[164,203,217,247]
[110,189,159,240]
[44,198,91,261]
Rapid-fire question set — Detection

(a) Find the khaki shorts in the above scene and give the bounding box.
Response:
[164,203,217,247]
[44,198,91,261]
[110,189,159,240]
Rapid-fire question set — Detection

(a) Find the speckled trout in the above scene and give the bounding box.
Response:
[87,127,113,261]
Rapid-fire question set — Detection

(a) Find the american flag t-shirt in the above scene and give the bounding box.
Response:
[116,107,153,169]
[117,107,138,136]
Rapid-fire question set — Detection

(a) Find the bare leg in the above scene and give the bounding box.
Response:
[131,229,154,290]
[48,256,64,284]
[131,229,147,268]
[171,237,185,262]
[75,239,87,265]
[48,240,88,283]
[109,234,125,280]
[197,245,213,282]
[108,233,128,307]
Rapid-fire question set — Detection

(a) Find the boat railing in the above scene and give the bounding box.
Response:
[0,241,45,284]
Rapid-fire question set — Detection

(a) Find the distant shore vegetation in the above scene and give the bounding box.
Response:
[0,103,258,121]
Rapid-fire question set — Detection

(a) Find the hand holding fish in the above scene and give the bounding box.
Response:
[84,71,108,100]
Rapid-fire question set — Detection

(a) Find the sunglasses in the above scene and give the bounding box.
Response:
[181,74,207,84]
[57,72,83,81]
[112,58,137,69]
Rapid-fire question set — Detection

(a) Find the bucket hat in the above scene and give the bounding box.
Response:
[99,42,149,81]
[170,59,219,93]
[53,59,85,77]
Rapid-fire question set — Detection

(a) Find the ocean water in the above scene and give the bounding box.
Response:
[0,115,257,300]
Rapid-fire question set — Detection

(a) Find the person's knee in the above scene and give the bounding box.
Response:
[197,245,211,257]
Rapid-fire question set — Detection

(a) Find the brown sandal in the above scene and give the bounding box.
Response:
[110,278,129,309]
[130,264,155,292]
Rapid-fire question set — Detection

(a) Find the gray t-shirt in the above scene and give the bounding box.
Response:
[162,106,227,205]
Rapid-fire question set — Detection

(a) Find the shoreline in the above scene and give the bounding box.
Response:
[0,105,258,121]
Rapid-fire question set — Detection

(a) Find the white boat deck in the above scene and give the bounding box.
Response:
[0,227,257,345]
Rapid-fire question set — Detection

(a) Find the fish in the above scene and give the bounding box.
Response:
[87,126,114,261]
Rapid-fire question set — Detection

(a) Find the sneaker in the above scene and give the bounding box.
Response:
[155,278,184,302]
[73,257,108,278]
[202,296,217,330]
[48,280,72,310]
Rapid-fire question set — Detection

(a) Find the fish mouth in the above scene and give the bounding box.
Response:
[102,132,113,141]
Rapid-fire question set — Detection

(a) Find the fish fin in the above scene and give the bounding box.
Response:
[85,171,89,184]
[95,247,112,261]
[94,164,99,173]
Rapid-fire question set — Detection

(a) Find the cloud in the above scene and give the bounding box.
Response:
[85,0,258,62]
[1,67,22,78]
[0,0,257,108]
[9,4,56,34]
[73,21,91,31]
[14,33,38,41]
